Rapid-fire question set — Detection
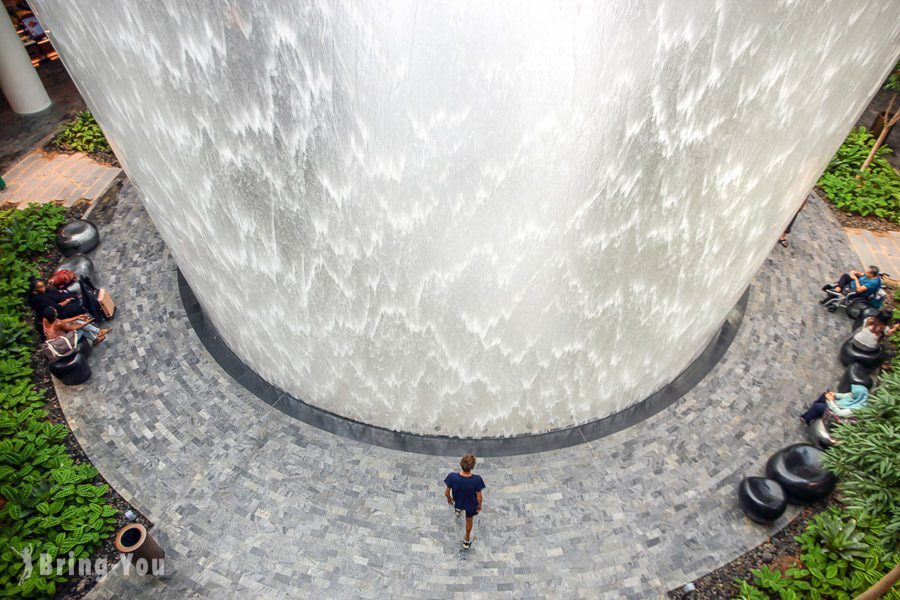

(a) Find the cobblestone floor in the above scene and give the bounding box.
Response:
[57,185,857,599]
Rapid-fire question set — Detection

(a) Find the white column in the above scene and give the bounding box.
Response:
[0,13,51,114]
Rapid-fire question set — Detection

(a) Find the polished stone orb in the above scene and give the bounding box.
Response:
[738,476,788,523]
[840,339,884,369]
[56,219,99,257]
[852,307,883,330]
[837,362,874,392]
[806,418,835,449]
[49,347,92,385]
[845,301,874,321]
[765,443,836,504]
[55,253,95,282]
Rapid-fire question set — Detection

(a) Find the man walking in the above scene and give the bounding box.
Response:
[443,454,485,549]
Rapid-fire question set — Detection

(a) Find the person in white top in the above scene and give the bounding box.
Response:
[851,311,898,352]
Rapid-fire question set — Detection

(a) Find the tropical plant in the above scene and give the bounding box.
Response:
[818,127,900,222]
[732,509,899,599]
[51,111,111,155]
[823,374,900,551]
[861,60,900,173]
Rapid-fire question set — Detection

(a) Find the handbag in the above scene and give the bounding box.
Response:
[41,331,78,361]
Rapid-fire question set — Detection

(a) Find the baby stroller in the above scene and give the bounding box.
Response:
[820,280,888,318]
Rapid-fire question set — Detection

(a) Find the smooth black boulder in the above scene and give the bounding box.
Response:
[806,418,835,449]
[49,349,92,385]
[57,220,99,257]
[55,253,95,281]
[837,362,874,392]
[765,443,836,504]
[839,339,884,369]
[852,306,883,330]
[738,477,788,523]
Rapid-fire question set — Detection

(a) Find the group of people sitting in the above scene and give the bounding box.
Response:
[26,274,112,350]
[800,265,894,426]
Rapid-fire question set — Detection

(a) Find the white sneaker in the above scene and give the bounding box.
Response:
[455,509,462,519]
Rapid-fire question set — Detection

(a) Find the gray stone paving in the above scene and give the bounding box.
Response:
[56,184,859,599]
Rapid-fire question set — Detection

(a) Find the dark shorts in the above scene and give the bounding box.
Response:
[464,509,478,519]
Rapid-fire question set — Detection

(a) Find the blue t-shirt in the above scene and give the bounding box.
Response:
[858,275,882,297]
[444,472,485,513]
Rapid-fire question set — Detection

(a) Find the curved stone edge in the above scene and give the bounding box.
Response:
[179,270,749,457]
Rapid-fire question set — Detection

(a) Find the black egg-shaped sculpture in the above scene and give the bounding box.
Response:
[64,281,82,299]
[49,350,92,385]
[738,477,788,523]
[845,300,872,321]
[806,418,835,449]
[765,443,836,504]
[839,339,884,369]
[56,220,99,257]
[837,362,874,392]
[55,254,95,282]
[852,307,883,330]
[75,335,93,359]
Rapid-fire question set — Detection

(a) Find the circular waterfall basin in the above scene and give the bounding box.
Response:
[32,0,900,438]
[180,271,748,455]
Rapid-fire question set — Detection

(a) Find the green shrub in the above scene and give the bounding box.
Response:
[823,370,900,552]
[0,203,118,598]
[732,509,899,600]
[51,111,111,155]
[817,127,900,222]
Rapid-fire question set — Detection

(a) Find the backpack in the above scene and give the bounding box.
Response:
[41,331,78,361]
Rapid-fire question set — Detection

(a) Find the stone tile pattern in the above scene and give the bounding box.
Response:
[0,149,121,209]
[57,184,857,599]
[843,226,900,280]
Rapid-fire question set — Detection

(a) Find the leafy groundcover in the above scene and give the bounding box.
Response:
[818,127,900,223]
[44,112,117,168]
[0,204,118,598]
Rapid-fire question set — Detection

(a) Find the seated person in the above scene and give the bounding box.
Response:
[47,269,77,291]
[851,310,899,352]
[800,384,868,425]
[45,272,106,321]
[27,278,88,319]
[42,307,110,346]
[821,265,882,302]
